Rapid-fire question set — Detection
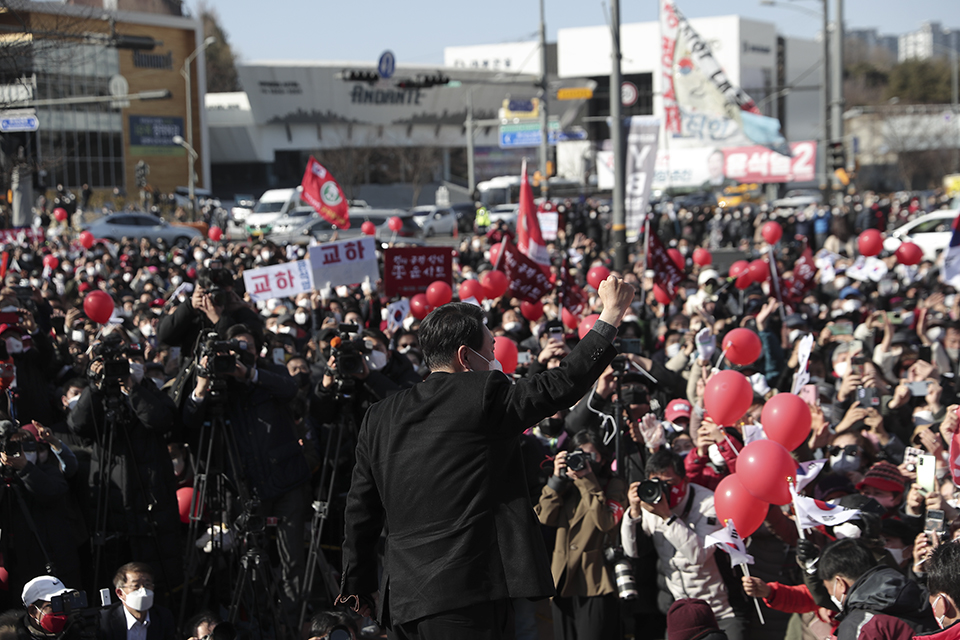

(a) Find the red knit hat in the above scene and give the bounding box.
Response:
[856,460,906,494]
[667,598,719,640]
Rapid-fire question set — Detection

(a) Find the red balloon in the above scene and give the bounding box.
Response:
[761,393,813,451]
[410,293,431,319]
[520,300,543,322]
[748,259,770,283]
[79,230,95,249]
[653,284,671,306]
[722,328,762,366]
[43,255,59,270]
[361,220,376,236]
[714,473,770,538]
[692,248,712,266]
[667,248,685,271]
[53,207,67,223]
[562,307,579,330]
[426,281,453,307]
[761,221,783,245]
[703,370,753,426]
[494,336,519,374]
[735,272,753,290]
[481,270,509,299]
[388,216,403,232]
[737,439,798,505]
[0,565,7,591]
[459,279,486,303]
[578,313,600,340]
[895,241,922,266]
[176,487,203,524]
[858,229,883,257]
[83,290,114,324]
[587,265,611,290]
[208,226,223,241]
[729,260,749,279]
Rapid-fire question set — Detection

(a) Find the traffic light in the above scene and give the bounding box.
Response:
[396,73,450,90]
[828,141,845,172]
[342,70,380,84]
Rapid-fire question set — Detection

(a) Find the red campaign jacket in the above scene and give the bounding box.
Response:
[764,582,820,615]
[916,622,960,640]
[684,436,740,491]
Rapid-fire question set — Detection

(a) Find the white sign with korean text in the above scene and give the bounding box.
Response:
[244,260,314,303]
[308,237,379,289]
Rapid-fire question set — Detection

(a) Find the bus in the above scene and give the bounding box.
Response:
[476,175,584,208]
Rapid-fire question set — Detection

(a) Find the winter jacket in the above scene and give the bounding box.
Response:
[621,481,733,620]
[762,582,819,614]
[683,436,739,492]
[915,621,960,640]
[835,565,936,640]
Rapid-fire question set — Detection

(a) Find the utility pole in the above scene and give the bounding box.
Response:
[466,90,476,198]
[829,0,845,204]
[821,0,832,204]
[610,0,627,271]
[538,0,550,198]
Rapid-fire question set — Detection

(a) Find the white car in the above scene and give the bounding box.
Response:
[268,206,319,236]
[772,189,823,209]
[488,204,519,228]
[883,209,959,261]
[409,206,457,237]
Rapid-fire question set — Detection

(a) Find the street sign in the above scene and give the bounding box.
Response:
[498,121,585,148]
[621,81,638,107]
[0,115,38,132]
[557,87,594,100]
[109,74,131,109]
[378,51,396,80]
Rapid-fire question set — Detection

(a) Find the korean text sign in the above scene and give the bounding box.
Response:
[383,247,452,297]
[308,237,379,289]
[243,260,313,303]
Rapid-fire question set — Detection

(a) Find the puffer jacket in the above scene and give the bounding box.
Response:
[836,565,936,640]
[621,482,733,620]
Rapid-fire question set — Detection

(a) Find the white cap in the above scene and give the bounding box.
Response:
[698,269,720,286]
[22,576,70,606]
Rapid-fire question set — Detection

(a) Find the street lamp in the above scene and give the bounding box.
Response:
[180,35,216,217]
[172,135,199,215]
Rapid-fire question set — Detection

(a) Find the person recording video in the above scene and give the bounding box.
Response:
[184,323,310,616]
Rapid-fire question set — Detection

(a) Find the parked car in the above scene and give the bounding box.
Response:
[488,204,519,229]
[376,213,421,241]
[83,213,202,245]
[883,209,959,261]
[267,206,319,237]
[245,187,303,235]
[231,194,256,224]
[772,189,823,209]
[409,206,457,237]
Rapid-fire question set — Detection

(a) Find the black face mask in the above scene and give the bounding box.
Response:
[294,372,311,389]
[620,387,648,406]
[538,417,565,438]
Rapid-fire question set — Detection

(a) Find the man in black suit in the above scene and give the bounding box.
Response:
[339,275,635,640]
[99,562,177,640]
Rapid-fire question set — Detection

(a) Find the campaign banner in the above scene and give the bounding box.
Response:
[500,240,554,303]
[301,156,350,228]
[625,116,661,243]
[646,230,685,297]
[383,246,452,297]
[243,259,313,302]
[537,212,559,241]
[308,237,379,289]
[723,141,816,184]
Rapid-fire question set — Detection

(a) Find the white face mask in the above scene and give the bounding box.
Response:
[503,322,523,333]
[707,443,726,468]
[24,451,37,464]
[833,521,862,539]
[123,588,154,612]
[122,272,133,283]
[294,312,309,326]
[885,546,907,566]
[666,343,681,359]
[5,337,22,354]
[128,362,145,384]
[842,299,862,314]
[830,453,860,474]
[914,410,935,426]
[173,256,185,265]
[365,349,388,372]
[170,276,183,287]
[831,581,845,611]
[934,594,947,630]
[928,327,944,343]
[833,360,849,379]
[834,277,850,290]
[140,324,154,337]
[469,347,503,373]
[67,396,79,411]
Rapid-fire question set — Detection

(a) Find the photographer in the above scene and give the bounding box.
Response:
[16,576,76,639]
[184,324,310,615]
[0,308,58,426]
[66,336,182,596]
[535,430,627,640]
[157,266,262,354]
[621,450,743,640]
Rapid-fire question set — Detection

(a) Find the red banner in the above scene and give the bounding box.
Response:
[500,240,554,303]
[301,156,349,228]
[516,160,551,268]
[776,244,817,310]
[0,227,45,244]
[383,247,452,298]
[646,230,685,297]
[559,279,589,316]
[722,141,816,184]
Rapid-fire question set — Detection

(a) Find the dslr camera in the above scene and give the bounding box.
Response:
[197,262,234,308]
[565,449,591,473]
[637,478,668,505]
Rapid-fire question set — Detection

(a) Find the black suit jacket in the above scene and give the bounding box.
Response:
[98,603,177,640]
[341,328,617,626]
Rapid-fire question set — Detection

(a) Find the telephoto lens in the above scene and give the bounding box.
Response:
[614,557,638,600]
[638,478,665,504]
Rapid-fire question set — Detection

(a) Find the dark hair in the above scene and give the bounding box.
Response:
[928,540,960,606]
[226,323,260,355]
[570,429,612,477]
[818,538,875,582]
[308,609,358,638]
[185,611,222,638]
[645,449,686,479]
[418,303,485,371]
[113,561,154,589]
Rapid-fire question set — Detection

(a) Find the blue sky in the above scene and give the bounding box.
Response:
[206,0,960,65]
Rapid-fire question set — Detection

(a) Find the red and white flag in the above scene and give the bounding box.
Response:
[794,459,827,492]
[705,520,754,567]
[791,486,860,529]
[646,230,685,297]
[516,159,551,269]
[301,156,350,229]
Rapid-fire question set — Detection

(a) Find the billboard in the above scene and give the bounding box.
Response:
[129,115,185,156]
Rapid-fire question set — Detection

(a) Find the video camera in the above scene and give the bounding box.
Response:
[0,420,22,458]
[89,334,140,388]
[50,589,101,639]
[198,262,234,308]
[197,331,253,378]
[328,324,369,387]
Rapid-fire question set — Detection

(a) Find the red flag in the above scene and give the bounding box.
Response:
[775,243,817,311]
[301,156,350,229]
[645,230,684,297]
[559,278,589,316]
[500,240,554,303]
[516,159,551,269]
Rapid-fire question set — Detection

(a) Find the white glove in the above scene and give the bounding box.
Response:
[696,328,716,363]
[361,277,373,297]
[638,413,666,450]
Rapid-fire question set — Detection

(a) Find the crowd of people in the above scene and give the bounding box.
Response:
[0,185,959,640]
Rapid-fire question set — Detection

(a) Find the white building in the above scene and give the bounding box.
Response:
[899,21,960,62]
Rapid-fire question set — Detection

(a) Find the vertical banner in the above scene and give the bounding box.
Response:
[625,116,661,244]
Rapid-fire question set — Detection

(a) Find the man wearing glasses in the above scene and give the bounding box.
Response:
[100,562,177,640]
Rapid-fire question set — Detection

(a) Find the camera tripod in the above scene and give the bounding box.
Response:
[178,377,290,639]
[0,468,58,576]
